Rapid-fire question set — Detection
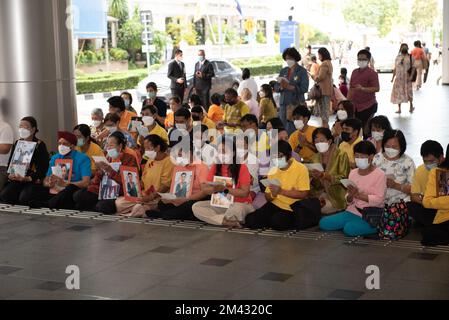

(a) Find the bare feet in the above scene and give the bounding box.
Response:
[409,103,415,113]
[395,109,402,114]
[222,217,242,229]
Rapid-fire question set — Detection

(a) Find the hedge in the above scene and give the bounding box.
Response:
[246,64,282,77]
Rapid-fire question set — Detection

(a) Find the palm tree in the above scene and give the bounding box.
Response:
[108,0,129,22]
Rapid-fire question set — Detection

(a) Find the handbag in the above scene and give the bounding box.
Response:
[308,84,322,100]
[408,55,417,82]
[378,200,409,241]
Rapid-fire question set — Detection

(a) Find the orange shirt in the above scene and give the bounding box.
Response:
[125,147,141,167]
[411,48,425,61]
[207,104,224,123]
[165,112,174,129]
[119,110,137,132]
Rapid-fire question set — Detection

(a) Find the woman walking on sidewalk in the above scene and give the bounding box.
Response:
[391,43,415,114]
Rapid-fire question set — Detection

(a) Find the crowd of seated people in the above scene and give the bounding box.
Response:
[0,81,448,247]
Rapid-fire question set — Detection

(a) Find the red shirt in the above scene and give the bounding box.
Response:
[349,67,379,112]
[207,164,252,203]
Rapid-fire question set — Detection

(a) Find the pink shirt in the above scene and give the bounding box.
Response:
[349,68,380,112]
[346,167,387,217]
[245,99,260,119]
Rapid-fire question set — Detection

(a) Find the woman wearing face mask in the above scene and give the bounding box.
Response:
[192,136,254,228]
[373,130,416,206]
[274,48,309,135]
[310,128,350,215]
[0,117,50,206]
[245,140,310,231]
[391,44,415,114]
[367,116,392,154]
[116,135,175,217]
[320,141,387,237]
[311,47,334,129]
[146,140,210,221]
[332,100,355,145]
[139,105,169,146]
[258,84,278,128]
[73,124,104,174]
[120,92,137,114]
[72,131,137,214]
[90,108,105,142]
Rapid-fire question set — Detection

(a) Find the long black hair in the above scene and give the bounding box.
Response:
[260,84,277,109]
[215,135,241,185]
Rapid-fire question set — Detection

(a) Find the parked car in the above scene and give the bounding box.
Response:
[136,58,242,104]
[370,43,398,73]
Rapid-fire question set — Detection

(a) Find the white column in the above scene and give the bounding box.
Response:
[443,0,449,84]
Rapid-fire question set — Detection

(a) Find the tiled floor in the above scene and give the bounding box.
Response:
[0,208,449,300]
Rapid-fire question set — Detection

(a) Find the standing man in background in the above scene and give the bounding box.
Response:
[167,49,186,103]
[194,50,215,109]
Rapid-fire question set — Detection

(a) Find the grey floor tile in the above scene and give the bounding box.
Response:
[131,285,227,300]
[35,281,65,291]
[150,246,178,254]
[327,289,365,300]
[0,266,23,275]
[106,235,135,242]
[201,258,233,267]
[67,225,93,232]
[259,272,293,282]
[0,275,44,299]
[408,252,439,261]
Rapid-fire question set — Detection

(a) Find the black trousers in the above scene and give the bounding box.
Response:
[73,188,117,215]
[355,103,377,139]
[26,184,79,210]
[171,87,185,103]
[422,221,449,246]
[245,201,295,231]
[407,201,437,227]
[196,88,211,110]
[157,200,201,221]
[0,182,38,206]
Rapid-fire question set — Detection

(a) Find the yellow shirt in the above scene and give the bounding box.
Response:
[259,98,278,123]
[423,168,449,224]
[208,104,224,123]
[149,123,169,145]
[202,117,216,131]
[411,164,430,195]
[288,125,317,163]
[76,142,105,173]
[224,101,250,132]
[339,136,363,164]
[141,155,175,193]
[266,159,310,212]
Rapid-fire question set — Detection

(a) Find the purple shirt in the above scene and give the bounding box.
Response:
[349,68,380,112]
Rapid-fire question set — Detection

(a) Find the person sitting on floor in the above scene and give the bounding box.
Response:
[421,143,449,246]
[0,117,49,206]
[367,115,393,154]
[27,131,91,210]
[115,135,175,217]
[339,118,363,169]
[407,140,445,228]
[309,127,350,215]
[73,131,138,214]
[288,105,317,163]
[319,141,386,237]
[192,135,254,228]
[245,140,310,231]
[74,124,105,174]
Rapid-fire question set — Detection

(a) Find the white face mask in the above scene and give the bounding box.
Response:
[294,120,305,131]
[19,128,31,139]
[315,142,330,154]
[385,148,400,159]
[105,126,117,134]
[92,120,102,128]
[272,157,288,169]
[58,145,71,156]
[286,59,296,68]
[355,158,370,170]
[145,150,157,160]
[337,110,348,121]
[358,60,369,69]
[176,157,190,167]
[372,131,384,142]
[142,116,154,126]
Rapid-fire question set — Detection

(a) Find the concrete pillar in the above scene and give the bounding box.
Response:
[0,0,77,152]
[443,0,449,84]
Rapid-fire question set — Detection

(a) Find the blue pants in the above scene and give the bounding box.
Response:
[319,211,377,237]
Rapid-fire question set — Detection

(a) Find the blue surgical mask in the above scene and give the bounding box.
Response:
[147,92,156,99]
[198,56,205,62]
[107,148,120,160]
[124,99,130,108]
[76,138,85,148]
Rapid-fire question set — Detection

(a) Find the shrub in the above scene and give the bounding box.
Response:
[109,48,129,61]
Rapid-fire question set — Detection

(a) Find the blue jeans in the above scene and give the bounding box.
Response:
[319,211,377,237]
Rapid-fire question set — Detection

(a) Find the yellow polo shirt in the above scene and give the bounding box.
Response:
[412,164,431,195]
[266,159,310,212]
[76,142,105,173]
[339,136,363,165]
[423,168,449,224]
[149,123,169,145]
[288,125,317,163]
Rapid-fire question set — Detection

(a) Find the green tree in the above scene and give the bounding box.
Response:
[108,0,129,24]
[117,7,144,62]
[411,0,438,33]
[342,0,399,37]
[151,30,167,64]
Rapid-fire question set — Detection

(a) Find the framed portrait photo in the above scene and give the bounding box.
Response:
[170,168,194,199]
[120,166,142,202]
